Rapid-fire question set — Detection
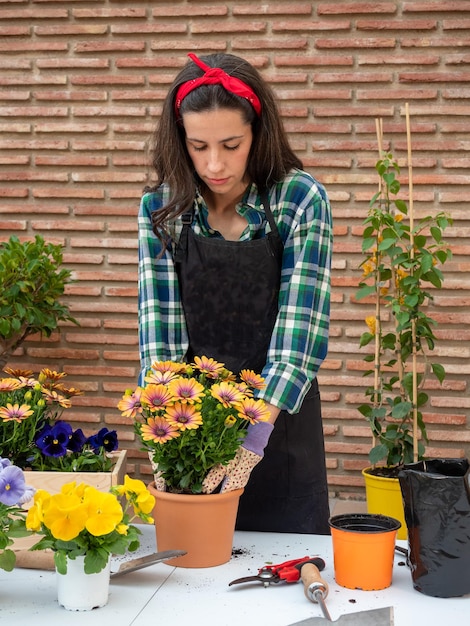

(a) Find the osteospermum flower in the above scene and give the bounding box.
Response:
[165,402,203,431]
[193,355,225,379]
[210,381,244,409]
[117,388,143,418]
[168,377,205,404]
[144,368,179,385]
[3,367,33,378]
[150,360,186,375]
[38,369,67,383]
[224,415,237,428]
[237,398,271,424]
[140,417,180,444]
[41,389,72,408]
[0,378,23,392]
[240,369,266,390]
[141,383,174,411]
[0,403,34,422]
[52,383,83,397]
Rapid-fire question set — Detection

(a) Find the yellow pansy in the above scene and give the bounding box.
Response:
[43,493,87,541]
[84,489,123,537]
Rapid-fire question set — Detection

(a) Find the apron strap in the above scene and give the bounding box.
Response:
[174,190,280,263]
[260,189,278,235]
[174,211,193,263]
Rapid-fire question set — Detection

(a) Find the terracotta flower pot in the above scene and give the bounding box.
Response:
[148,482,243,568]
[329,513,401,591]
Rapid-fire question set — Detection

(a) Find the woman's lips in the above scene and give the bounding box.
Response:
[206,177,230,186]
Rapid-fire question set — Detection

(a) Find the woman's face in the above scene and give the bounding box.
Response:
[183,108,253,201]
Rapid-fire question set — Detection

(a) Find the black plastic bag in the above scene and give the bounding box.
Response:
[398,458,470,597]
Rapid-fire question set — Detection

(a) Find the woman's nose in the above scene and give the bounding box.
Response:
[207,149,224,172]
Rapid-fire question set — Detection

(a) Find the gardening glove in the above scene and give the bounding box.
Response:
[148,452,166,491]
[202,421,274,494]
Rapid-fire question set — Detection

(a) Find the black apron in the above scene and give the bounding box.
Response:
[175,192,330,534]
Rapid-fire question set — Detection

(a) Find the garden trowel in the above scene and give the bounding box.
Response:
[288,562,394,625]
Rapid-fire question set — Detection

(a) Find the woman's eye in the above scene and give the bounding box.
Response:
[225,144,240,151]
[192,145,206,152]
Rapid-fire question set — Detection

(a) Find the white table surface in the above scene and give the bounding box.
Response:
[2,526,468,625]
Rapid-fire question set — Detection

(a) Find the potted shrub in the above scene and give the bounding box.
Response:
[0,235,77,371]
[356,131,452,535]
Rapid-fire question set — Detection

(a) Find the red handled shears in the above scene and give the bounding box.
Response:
[228,556,326,587]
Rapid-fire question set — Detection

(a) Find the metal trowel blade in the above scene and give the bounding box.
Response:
[288,606,393,626]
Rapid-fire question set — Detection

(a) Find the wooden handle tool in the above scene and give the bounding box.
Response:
[300,562,332,621]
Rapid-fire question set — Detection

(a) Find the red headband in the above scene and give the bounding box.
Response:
[174,53,262,118]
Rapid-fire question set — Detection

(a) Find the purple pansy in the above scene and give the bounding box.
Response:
[35,421,72,457]
[67,428,87,453]
[0,464,27,506]
[87,428,118,453]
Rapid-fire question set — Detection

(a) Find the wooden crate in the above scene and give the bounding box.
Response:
[21,449,127,509]
[13,450,127,568]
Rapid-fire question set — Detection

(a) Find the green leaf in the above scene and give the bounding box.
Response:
[369,444,389,465]
[359,332,374,347]
[394,199,408,214]
[356,284,376,300]
[361,236,377,252]
[390,401,413,419]
[430,226,442,243]
[378,237,397,252]
[0,549,16,572]
[431,362,446,383]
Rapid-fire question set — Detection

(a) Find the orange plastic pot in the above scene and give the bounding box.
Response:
[329,513,401,591]
[148,482,243,568]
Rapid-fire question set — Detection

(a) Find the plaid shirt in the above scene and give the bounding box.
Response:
[138,168,333,413]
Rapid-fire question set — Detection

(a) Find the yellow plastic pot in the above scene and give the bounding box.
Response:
[362,467,407,540]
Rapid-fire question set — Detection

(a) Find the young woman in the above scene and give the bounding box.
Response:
[138,52,333,534]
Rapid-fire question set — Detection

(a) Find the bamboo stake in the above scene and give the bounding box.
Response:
[372,119,384,459]
[405,103,419,462]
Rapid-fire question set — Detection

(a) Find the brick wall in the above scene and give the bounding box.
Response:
[1,0,469,499]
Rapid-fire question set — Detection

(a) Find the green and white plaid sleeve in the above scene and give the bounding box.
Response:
[138,190,188,383]
[255,170,333,413]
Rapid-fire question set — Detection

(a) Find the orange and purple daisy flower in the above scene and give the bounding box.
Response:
[237,398,271,424]
[168,377,205,404]
[0,403,34,423]
[192,356,225,379]
[117,388,143,419]
[140,417,180,444]
[165,402,203,431]
[210,381,244,409]
[140,384,174,411]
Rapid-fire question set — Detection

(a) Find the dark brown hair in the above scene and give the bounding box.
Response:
[146,53,302,243]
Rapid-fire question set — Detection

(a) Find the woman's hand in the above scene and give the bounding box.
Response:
[202,420,275,494]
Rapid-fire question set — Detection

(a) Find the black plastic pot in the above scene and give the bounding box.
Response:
[399,458,470,598]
